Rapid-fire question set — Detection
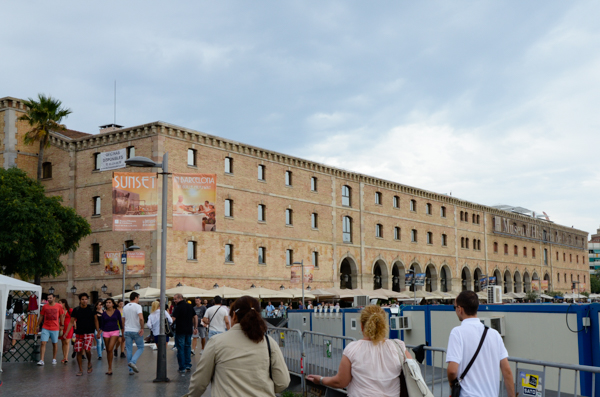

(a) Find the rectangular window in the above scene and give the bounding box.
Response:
[258,204,266,222]
[376,224,383,238]
[187,241,197,260]
[533,248,536,259]
[494,242,498,253]
[514,245,518,256]
[426,203,432,215]
[343,217,352,243]
[94,153,101,170]
[544,249,549,265]
[440,206,446,218]
[285,171,292,186]
[375,192,382,205]
[187,149,196,166]
[42,162,52,179]
[411,229,417,243]
[225,244,233,262]
[224,199,233,217]
[312,251,319,268]
[342,186,351,207]
[285,209,293,225]
[311,177,317,192]
[91,243,100,263]
[126,146,135,159]
[394,227,401,240]
[393,196,399,208]
[523,247,527,257]
[225,157,233,174]
[93,196,101,216]
[286,249,293,266]
[504,244,508,254]
[410,199,416,212]
[258,165,265,181]
[442,234,447,247]
[427,232,433,245]
[258,247,266,264]
[125,240,134,248]
[311,213,318,229]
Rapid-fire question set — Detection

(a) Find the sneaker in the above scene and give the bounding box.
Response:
[98,356,102,360]
[178,369,185,373]
[185,368,191,372]
[37,360,44,366]
[191,351,195,356]
[120,352,126,358]
[114,349,118,356]
[129,372,135,376]
[172,346,177,351]
[128,362,139,373]
[72,351,76,359]
[52,359,57,365]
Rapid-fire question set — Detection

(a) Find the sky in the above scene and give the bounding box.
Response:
[3,1,600,235]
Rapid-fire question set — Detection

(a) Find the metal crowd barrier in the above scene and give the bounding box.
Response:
[266,327,305,391]
[406,344,600,397]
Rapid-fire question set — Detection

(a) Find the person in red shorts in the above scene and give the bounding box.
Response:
[36,293,64,366]
[63,293,97,376]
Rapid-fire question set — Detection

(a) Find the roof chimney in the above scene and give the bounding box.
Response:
[99,123,123,134]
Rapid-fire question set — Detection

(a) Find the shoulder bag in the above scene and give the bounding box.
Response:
[206,305,223,333]
[393,340,434,397]
[451,326,489,397]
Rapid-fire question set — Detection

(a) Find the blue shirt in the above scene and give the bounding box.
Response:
[266,305,275,314]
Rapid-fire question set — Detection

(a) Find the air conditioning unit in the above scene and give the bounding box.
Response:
[353,295,369,307]
[487,286,502,304]
[390,316,412,331]
[480,316,505,336]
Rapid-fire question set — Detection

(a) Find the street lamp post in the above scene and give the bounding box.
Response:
[121,242,140,301]
[293,260,305,308]
[126,153,170,383]
[407,269,416,305]
[48,286,55,295]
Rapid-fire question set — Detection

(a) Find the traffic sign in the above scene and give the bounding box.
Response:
[121,253,127,264]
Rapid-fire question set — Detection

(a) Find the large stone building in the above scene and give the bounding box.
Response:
[0,96,589,302]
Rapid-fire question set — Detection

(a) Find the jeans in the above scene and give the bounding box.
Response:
[124,331,145,372]
[174,334,192,371]
[207,329,223,341]
[95,330,104,357]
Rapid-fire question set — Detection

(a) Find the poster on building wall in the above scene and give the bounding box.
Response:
[488,277,497,286]
[540,280,548,291]
[290,264,301,284]
[112,172,158,231]
[304,264,314,284]
[104,251,121,275]
[405,273,414,286]
[479,277,489,290]
[414,273,426,286]
[531,281,540,291]
[172,173,217,232]
[126,251,145,274]
[100,149,126,171]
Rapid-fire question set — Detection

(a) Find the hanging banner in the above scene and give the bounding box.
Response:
[290,264,301,284]
[126,251,145,275]
[100,149,126,171]
[172,173,217,232]
[304,264,314,284]
[112,172,158,231]
[488,277,497,286]
[104,251,121,275]
[532,281,540,292]
[479,277,489,290]
[404,273,414,286]
[414,273,426,286]
[540,280,548,290]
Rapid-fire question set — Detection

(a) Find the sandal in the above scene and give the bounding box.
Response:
[105,372,112,375]
[76,372,83,376]
[87,365,93,374]
[61,359,67,364]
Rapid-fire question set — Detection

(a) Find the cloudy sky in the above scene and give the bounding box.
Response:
[3,1,600,235]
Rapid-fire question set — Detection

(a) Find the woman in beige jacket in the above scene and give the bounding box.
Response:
[184,295,290,397]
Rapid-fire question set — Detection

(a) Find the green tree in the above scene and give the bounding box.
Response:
[0,168,91,281]
[18,94,72,181]
[591,275,600,294]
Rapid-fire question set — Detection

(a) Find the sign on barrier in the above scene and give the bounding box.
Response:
[518,369,545,397]
[324,339,332,358]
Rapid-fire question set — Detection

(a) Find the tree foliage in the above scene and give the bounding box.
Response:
[18,94,72,180]
[591,275,600,294]
[0,168,90,280]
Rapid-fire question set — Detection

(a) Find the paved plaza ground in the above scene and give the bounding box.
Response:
[0,341,211,397]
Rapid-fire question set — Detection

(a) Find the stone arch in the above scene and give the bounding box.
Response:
[440,264,452,292]
[523,271,531,293]
[391,260,406,292]
[532,272,540,292]
[514,270,522,293]
[461,266,472,291]
[425,262,438,292]
[409,262,422,291]
[372,258,389,290]
[544,272,551,291]
[473,267,483,292]
[339,256,358,289]
[503,269,513,294]
[493,268,502,288]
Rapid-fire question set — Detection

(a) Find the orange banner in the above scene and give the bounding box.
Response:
[172,173,217,232]
[540,280,548,291]
[104,251,121,275]
[291,265,301,284]
[127,251,145,275]
[304,264,314,284]
[104,251,145,275]
[112,172,158,231]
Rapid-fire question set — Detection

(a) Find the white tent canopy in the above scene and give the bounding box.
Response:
[0,275,43,372]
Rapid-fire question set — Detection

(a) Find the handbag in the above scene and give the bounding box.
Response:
[451,326,489,397]
[393,340,434,397]
[164,317,174,337]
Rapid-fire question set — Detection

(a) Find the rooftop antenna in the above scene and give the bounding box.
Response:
[114,80,117,125]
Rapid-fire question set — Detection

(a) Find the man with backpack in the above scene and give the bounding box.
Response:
[202,295,230,341]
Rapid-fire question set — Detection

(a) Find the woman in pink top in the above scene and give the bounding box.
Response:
[306,305,412,397]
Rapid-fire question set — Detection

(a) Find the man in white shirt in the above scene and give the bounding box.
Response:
[446,291,514,397]
[123,292,145,375]
[202,295,230,340]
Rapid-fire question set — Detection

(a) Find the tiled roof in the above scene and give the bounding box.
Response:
[59,129,91,139]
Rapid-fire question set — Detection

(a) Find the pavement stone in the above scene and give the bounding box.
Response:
[0,341,210,397]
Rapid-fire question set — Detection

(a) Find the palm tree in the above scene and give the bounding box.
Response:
[19,94,72,180]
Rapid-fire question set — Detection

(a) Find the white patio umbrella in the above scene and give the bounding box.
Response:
[286,288,316,300]
[244,287,294,299]
[165,285,208,298]
[111,286,161,300]
[476,291,488,301]
[200,286,247,299]
[310,289,336,300]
